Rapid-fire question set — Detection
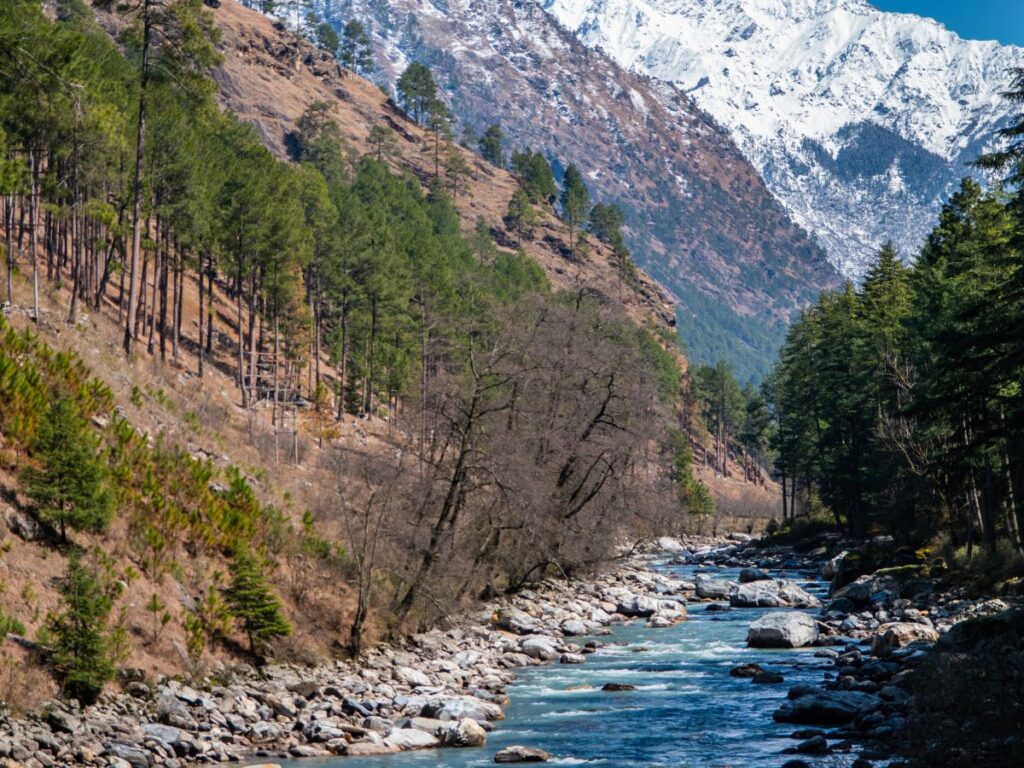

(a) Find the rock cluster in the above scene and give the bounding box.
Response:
[0,536,721,767]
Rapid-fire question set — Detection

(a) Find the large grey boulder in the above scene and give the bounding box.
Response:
[773,685,880,725]
[142,723,196,757]
[520,636,560,661]
[731,580,820,609]
[394,666,432,688]
[871,622,939,656]
[832,573,898,605]
[492,608,540,635]
[615,595,658,618]
[695,574,733,600]
[495,745,551,763]
[738,567,770,583]
[421,695,504,722]
[384,728,440,750]
[747,612,819,648]
[437,718,487,747]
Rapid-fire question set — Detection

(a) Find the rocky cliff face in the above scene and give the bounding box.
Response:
[544,0,1021,276]
[309,0,839,380]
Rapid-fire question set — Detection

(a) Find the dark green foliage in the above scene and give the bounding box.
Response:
[769,178,1024,551]
[668,429,715,518]
[223,547,292,653]
[339,19,374,76]
[560,164,590,254]
[0,609,25,639]
[22,397,112,541]
[478,123,504,167]
[396,62,436,123]
[510,150,557,204]
[588,202,625,244]
[504,188,537,246]
[311,17,339,55]
[47,551,116,705]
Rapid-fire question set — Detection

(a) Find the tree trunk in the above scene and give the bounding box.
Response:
[124,4,151,355]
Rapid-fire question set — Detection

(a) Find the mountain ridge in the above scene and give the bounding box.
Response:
[308,0,839,380]
[543,0,1021,275]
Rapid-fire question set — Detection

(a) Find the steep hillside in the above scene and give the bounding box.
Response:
[306,0,839,381]
[544,0,1021,276]
[206,0,678,337]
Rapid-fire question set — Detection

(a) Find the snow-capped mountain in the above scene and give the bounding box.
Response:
[543,0,1021,276]
[308,0,838,381]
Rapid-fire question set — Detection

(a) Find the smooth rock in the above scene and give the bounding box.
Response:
[394,666,432,688]
[739,568,770,583]
[384,728,440,750]
[730,580,820,609]
[773,686,880,725]
[520,636,560,661]
[747,612,819,648]
[870,622,939,656]
[601,683,636,692]
[495,745,551,763]
[695,574,733,600]
[438,718,487,747]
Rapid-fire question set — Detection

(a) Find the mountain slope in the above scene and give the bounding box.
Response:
[208,0,677,335]
[309,0,838,381]
[544,0,1021,276]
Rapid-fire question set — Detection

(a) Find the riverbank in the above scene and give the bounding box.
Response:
[3,533,1019,768]
[0,534,735,767]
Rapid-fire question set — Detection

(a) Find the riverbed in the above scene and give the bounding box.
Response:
[275,560,833,768]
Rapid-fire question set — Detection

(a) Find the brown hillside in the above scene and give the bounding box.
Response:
[206,0,679,341]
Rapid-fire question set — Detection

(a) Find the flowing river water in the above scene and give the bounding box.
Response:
[277,560,834,768]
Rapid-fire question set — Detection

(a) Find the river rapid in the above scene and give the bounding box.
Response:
[275,560,832,768]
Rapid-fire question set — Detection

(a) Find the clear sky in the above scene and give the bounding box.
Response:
[872,1,1024,46]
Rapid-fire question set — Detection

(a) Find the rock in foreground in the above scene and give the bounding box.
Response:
[747,612,819,648]
[495,745,552,762]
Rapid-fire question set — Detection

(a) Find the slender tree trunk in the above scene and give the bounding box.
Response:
[29,149,39,322]
[198,250,206,377]
[124,4,151,355]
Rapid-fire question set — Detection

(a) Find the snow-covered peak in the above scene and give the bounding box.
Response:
[544,0,1020,274]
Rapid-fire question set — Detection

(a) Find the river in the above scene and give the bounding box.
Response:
[276,560,833,768]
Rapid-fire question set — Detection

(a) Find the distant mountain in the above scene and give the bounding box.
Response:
[543,0,1021,276]
[307,0,839,381]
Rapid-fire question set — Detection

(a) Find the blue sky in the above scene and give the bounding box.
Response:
[871,2,1024,46]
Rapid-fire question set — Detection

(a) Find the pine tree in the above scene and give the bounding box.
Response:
[310,15,339,55]
[505,188,537,246]
[511,150,557,204]
[478,123,504,167]
[48,551,116,705]
[22,397,112,542]
[560,164,590,255]
[396,63,436,123]
[367,124,399,162]
[222,547,291,654]
[339,20,374,76]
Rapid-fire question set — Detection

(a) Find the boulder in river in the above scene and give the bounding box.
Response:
[747,612,819,648]
[616,594,659,618]
[773,685,880,725]
[695,574,733,600]
[521,636,561,661]
[437,718,487,747]
[384,728,440,750]
[870,622,939,656]
[729,663,763,678]
[495,745,551,763]
[601,683,637,691]
[730,580,820,609]
[739,567,770,583]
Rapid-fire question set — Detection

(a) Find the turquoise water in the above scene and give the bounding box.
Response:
[277,563,836,768]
